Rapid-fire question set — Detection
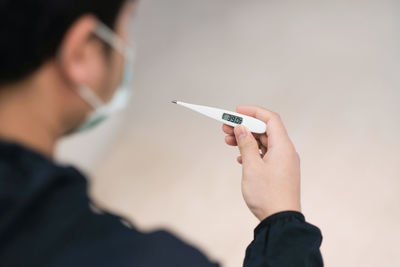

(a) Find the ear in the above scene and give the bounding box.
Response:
[58,15,106,92]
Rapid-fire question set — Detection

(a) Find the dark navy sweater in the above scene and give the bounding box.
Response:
[0,140,323,266]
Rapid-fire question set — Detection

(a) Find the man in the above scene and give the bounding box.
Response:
[0,0,323,266]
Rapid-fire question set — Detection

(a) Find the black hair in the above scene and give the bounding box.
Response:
[0,0,128,86]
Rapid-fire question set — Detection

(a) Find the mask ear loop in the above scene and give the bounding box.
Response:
[54,54,105,110]
[93,19,136,101]
[76,21,135,110]
[76,86,104,109]
[74,21,132,110]
[94,20,134,59]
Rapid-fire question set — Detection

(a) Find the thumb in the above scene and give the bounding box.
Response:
[234,125,261,164]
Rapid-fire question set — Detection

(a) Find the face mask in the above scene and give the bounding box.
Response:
[73,21,135,133]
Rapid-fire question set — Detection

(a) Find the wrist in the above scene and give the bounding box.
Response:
[255,205,301,221]
[254,211,306,236]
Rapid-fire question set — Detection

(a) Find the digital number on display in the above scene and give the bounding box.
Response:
[222,113,243,124]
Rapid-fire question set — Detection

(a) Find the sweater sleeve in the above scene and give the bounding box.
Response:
[243,211,323,267]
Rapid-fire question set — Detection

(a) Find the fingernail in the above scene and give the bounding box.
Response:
[237,125,247,140]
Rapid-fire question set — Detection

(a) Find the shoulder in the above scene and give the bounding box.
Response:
[49,209,220,267]
[0,141,219,267]
[44,179,219,267]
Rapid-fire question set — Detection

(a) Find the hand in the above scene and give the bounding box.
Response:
[222,106,301,221]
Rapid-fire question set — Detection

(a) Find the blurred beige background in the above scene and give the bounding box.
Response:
[56,0,400,266]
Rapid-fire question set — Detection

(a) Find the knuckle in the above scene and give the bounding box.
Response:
[254,106,276,122]
[256,105,272,113]
[272,112,281,120]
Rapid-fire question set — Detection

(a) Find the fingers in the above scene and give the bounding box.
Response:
[233,125,262,165]
[225,126,268,158]
[259,134,268,148]
[236,142,265,164]
[225,132,267,151]
[222,124,234,135]
[238,151,269,164]
[226,136,267,159]
[224,124,264,145]
[236,106,290,148]
[223,106,291,166]
[225,135,237,146]
[223,124,260,137]
[260,145,267,157]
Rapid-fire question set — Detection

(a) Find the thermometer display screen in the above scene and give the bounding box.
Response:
[222,113,243,124]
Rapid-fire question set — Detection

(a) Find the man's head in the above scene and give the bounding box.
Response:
[0,0,135,137]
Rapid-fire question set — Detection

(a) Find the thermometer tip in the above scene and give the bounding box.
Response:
[171,100,177,104]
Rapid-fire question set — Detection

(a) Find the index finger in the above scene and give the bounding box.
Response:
[236,105,290,148]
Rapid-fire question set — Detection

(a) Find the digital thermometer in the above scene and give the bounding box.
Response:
[172,100,267,134]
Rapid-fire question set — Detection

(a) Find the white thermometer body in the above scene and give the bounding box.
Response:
[172,100,266,134]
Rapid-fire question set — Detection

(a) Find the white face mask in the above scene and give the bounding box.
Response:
[73,21,135,133]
